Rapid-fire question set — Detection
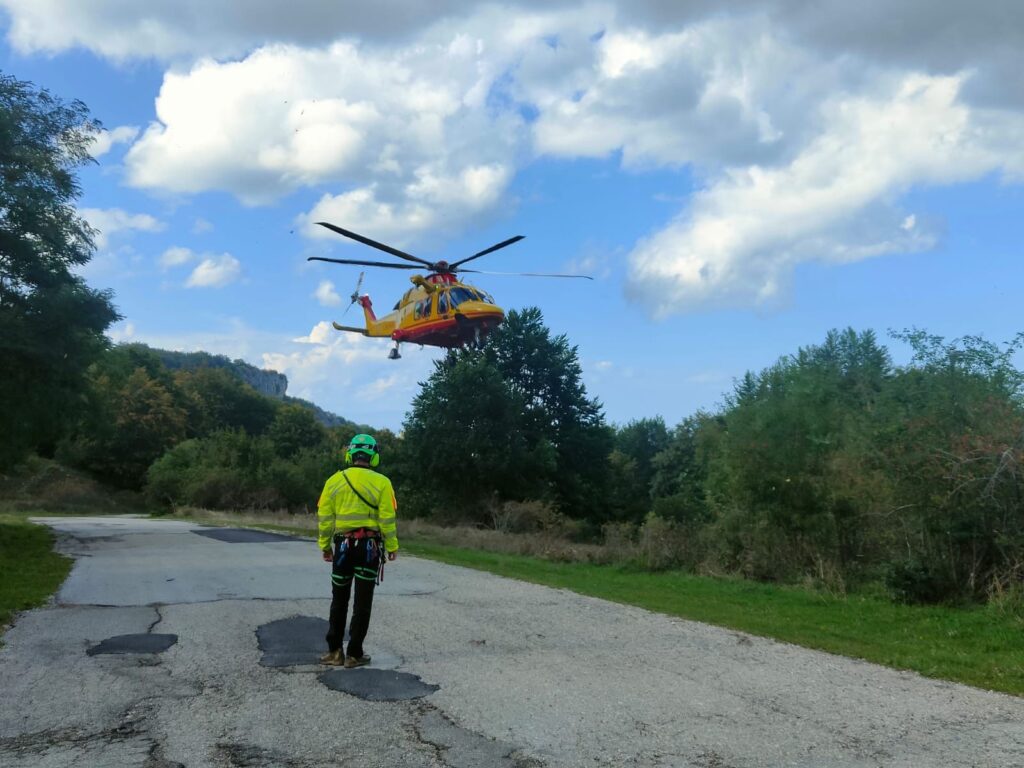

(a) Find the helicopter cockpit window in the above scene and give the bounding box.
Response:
[448,287,477,307]
[438,291,450,314]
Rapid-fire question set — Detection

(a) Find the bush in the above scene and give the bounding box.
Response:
[987,563,1024,623]
[637,514,689,571]
[885,558,959,604]
[488,499,562,533]
[145,430,325,512]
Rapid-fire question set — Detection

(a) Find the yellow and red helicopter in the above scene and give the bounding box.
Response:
[308,222,592,359]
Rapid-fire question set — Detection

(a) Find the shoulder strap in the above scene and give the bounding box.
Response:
[341,470,378,512]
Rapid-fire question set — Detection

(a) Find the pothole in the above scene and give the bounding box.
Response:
[319,668,439,701]
[87,634,178,655]
[191,528,299,543]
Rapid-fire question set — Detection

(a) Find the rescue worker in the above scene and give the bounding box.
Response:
[317,433,398,668]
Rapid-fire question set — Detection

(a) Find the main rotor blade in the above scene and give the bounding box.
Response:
[459,268,593,280]
[450,235,525,269]
[317,222,433,266]
[307,256,420,270]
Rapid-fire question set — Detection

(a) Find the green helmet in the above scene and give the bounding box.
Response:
[345,433,379,467]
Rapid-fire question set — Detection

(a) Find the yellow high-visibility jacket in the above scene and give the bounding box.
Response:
[317,467,399,553]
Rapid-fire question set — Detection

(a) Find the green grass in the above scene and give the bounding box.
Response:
[403,539,1024,697]
[0,512,74,635]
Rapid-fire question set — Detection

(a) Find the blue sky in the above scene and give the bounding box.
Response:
[3,2,1023,430]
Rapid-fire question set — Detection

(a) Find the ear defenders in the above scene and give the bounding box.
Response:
[345,448,380,467]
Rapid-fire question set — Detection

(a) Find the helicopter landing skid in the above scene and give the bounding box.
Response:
[388,342,402,360]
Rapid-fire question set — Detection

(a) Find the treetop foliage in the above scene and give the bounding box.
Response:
[0,73,118,467]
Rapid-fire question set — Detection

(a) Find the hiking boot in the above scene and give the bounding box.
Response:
[344,654,371,669]
[319,649,344,666]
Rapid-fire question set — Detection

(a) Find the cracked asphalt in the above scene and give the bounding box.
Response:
[1,516,1022,768]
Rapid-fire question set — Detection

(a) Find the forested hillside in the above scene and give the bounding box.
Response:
[139,345,354,428]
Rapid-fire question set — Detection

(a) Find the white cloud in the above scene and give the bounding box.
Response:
[264,321,436,422]
[192,217,213,234]
[185,253,242,288]
[80,207,164,249]
[26,2,1024,313]
[107,321,135,343]
[0,0,484,60]
[123,40,523,216]
[627,74,1023,314]
[293,320,337,345]
[314,280,342,307]
[159,246,195,270]
[300,163,511,244]
[89,125,140,158]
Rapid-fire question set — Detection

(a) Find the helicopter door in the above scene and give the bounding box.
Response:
[413,296,433,321]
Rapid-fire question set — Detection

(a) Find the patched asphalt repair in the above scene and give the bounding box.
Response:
[256,615,333,667]
[86,633,178,656]
[190,528,299,543]
[319,668,440,701]
[254,616,404,674]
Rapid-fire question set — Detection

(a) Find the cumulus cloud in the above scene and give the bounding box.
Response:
[313,280,342,307]
[26,2,1024,313]
[107,321,136,343]
[264,321,435,415]
[185,254,242,288]
[627,74,1023,314]
[89,125,140,158]
[0,0,488,60]
[80,207,164,249]
[159,246,195,270]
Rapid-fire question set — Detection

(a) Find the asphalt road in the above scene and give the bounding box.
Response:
[1,516,1022,768]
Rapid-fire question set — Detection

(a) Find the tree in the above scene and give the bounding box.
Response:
[401,355,553,519]
[268,404,327,458]
[704,328,894,579]
[61,367,187,488]
[0,74,118,466]
[175,367,278,437]
[649,413,711,524]
[610,417,670,521]
[483,307,612,519]
[880,330,1024,600]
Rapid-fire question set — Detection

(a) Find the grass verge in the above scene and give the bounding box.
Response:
[403,539,1024,697]
[0,511,74,637]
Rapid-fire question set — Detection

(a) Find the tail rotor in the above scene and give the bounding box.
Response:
[342,272,365,319]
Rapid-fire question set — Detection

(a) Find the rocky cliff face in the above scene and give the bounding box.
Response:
[232,365,288,398]
[143,346,347,427]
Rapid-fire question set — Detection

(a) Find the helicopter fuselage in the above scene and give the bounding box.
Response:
[333,272,504,350]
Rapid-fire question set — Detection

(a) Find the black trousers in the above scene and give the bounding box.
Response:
[326,535,380,657]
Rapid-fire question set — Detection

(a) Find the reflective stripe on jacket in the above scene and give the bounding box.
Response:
[317,467,399,553]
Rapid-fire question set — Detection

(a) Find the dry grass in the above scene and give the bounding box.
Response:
[0,456,145,515]
[168,505,318,536]
[402,518,615,562]
[165,506,623,563]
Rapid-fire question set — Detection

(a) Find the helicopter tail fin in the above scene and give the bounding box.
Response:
[358,294,378,324]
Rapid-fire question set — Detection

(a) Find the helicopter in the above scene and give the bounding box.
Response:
[307,222,592,359]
